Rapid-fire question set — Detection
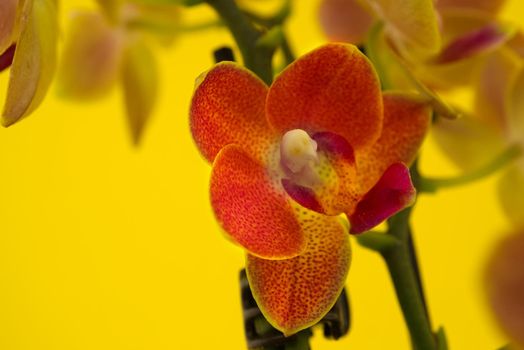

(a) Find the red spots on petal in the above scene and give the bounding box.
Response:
[190,62,275,163]
[247,213,351,335]
[210,145,306,259]
[266,43,383,151]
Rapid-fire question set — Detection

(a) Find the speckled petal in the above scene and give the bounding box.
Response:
[312,132,360,215]
[357,92,431,193]
[2,0,58,126]
[57,11,124,100]
[246,213,351,336]
[319,0,374,44]
[190,62,275,163]
[266,43,383,151]
[210,145,305,259]
[364,0,441,59]
[485,231,524,348]
[0,0,18,54]
[350,163,415,234]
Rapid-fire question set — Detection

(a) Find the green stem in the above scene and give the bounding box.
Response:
[419,144,523,193]
[205,0,275,83]
[383,208,437,350]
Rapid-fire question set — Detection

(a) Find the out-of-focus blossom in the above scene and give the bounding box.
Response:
[433,48,524,226]
[319,0,516,91]
[57,0,179,144]
[190,43,430,334]
[0,0,58,127]
[485,230,524,348]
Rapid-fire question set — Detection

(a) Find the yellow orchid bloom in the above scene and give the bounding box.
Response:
[0,0,58,127]
[57,0,179,144]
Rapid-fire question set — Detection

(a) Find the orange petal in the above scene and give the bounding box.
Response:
[246,213,350,336]
[57,11,124,100]
[485,231,524,348]
[121,37,157,145]
[266,43,383,151]
[2,0,58,126]
[190,62,275,163]
[357,92,431,193]
[0,0,18,55]
[365,0,441,59]
[210,145,306,259]
[436,0,506,15]
[497,165,524,228]
[319,0,374,44]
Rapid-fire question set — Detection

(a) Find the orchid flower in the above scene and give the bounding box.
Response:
[485,230,524,348]
[57,0,179,144]
[190,43,431,335]
[319,0,517,90]
[433,47,524,226]
[0,0,58,127]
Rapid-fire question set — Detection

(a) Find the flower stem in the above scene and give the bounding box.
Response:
[383,207,437,350]
[204,0,275,84]
[419,143,523,193]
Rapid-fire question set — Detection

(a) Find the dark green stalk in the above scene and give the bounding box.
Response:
[382,208,437,350]
[205,0,275,84]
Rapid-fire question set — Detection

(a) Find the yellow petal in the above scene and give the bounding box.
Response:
[2,0,58,127]
[56,11,124,100]
[475,49,520,132]
[365,0,441,59]
[436,0,506,16]
[95,0,123,23]
[498,165,524,229]
[121,37,158,145]
[507,65,524,146]
[431,115,507,172]
[0,0,18,54]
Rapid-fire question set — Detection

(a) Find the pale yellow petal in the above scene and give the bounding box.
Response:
[365,0,441,59]
[121,37,158,145]
[2,0,58,126]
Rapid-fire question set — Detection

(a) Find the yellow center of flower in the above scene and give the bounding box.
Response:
[280,129,319,175]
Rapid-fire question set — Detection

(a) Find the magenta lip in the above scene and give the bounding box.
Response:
[0,44,16,73]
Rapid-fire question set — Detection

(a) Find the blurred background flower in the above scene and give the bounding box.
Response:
[0,0,58,127]
[57,0,180,144]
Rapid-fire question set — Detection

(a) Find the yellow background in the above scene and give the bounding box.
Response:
[0,1,522,349]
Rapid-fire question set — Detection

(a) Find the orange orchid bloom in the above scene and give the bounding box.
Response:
[485,230,524,348]
[190,43,431,335]
[0,0,58,127]
[57,0,179,144]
